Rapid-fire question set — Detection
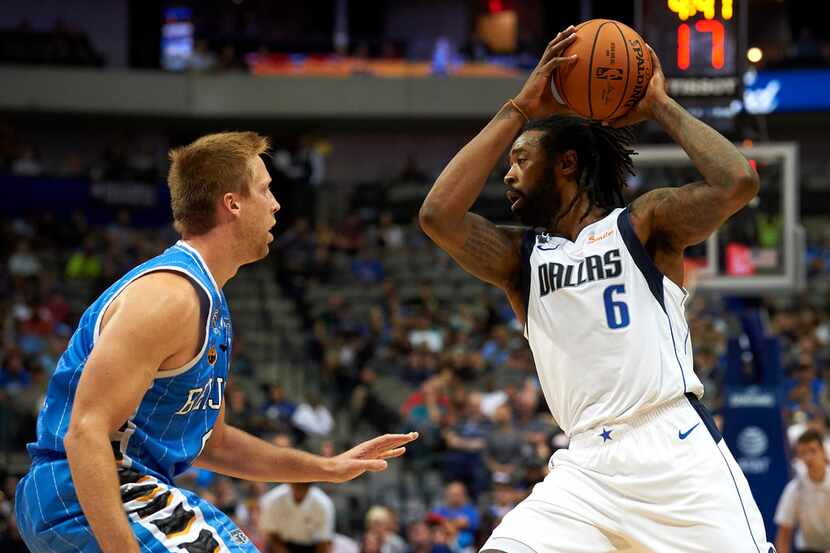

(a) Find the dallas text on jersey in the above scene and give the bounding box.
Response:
[537,249,622,296]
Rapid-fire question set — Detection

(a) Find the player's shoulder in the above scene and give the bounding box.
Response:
[103,270,203,337]
[122,271,202,310]
[625,189,678,246]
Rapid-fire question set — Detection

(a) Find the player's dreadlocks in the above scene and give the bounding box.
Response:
[522,115,636,227]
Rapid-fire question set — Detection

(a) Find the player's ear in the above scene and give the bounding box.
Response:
[558,149,578,177]
[222,192,241,218]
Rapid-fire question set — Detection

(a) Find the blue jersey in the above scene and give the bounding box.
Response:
[28,240,232,483]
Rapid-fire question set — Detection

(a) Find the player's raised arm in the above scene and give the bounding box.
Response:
[609,47,759,263]
[63,273,202,553]
[419,27,577,297]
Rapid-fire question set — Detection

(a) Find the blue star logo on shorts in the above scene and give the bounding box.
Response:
[599,428,613,442]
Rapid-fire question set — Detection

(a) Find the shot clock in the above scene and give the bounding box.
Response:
[640,0,745,100]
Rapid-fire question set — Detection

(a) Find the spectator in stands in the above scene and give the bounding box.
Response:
[263,384,298,429]
[784,356,827,440]
[378,213,404,250]
[519,430,559,489]
[292,393,334,439]
[481,472,519,536]
[408,315,444,354]
[351,249,385,283]
[401,373,449,464]
[348,368,402,435]
[18,303,53,355]
[429,481,480,550]
[65,236,102,280]
[37,335,68,375]
[0,349,32,396]
[441,391,489,497]
[774,429,830,553]
[364,505,406,553]
[481,326,511,367]
[361,528,383,553]
[7,239,41,279]
[405,519,452,553]
[224,383,261,433]
[259,482,335,553]
[485,403,522,482]
[513,384,550,445]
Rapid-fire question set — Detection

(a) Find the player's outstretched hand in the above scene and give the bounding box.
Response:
[603,45,669,128]
[513,25,579,120]
[325,432,419,483]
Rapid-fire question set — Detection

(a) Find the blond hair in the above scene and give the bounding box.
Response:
[167,131,271,235]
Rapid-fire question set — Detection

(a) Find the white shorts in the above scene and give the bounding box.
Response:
[481,395,774,553]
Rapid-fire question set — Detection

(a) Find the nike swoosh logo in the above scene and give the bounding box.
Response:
[678,422,701,440]
[537,245,560,251]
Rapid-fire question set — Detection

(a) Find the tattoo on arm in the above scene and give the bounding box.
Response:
[495,102,526,122]
[446,213,522,290]
[634,181,743,250]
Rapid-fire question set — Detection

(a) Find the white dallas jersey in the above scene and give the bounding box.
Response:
[519,207,703,436]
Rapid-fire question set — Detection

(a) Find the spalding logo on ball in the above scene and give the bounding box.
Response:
[551,19,653,121]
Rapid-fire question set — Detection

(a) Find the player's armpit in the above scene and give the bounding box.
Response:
[420,211,523,292]
[629,178,758,251]
[68,272,202,437]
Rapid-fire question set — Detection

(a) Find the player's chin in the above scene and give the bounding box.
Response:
[254,243,270,261]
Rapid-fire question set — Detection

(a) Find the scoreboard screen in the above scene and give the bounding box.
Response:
[641,0,744,98]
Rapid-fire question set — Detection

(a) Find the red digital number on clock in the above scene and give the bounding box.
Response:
[677,19,725,70]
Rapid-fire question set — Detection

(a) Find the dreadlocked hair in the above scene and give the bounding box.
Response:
[522,115,636,227]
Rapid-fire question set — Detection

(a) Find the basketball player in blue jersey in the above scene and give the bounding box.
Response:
[16,131,418,553]
[420,26,773,552]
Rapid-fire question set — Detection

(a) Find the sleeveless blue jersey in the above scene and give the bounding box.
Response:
[27,240,232,483]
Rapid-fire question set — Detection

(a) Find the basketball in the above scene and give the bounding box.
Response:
[552,19,653,120]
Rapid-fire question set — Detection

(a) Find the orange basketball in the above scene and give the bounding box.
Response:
[552,19,653,120]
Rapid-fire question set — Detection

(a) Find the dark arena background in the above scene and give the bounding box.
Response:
[1,0,829,551]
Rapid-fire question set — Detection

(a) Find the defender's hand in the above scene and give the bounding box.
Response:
[324,432,418,483]
[513,26,579,119]
[604,45,668,128]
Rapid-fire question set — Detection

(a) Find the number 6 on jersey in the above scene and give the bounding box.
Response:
[603,284,630,329]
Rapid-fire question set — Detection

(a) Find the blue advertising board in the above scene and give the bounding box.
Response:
[744,68,830,113]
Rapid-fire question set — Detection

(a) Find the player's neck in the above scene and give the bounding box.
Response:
[180,231,240,288]
[550,197,609,241]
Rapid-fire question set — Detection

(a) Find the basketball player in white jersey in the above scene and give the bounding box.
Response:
[420,26,774,552]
